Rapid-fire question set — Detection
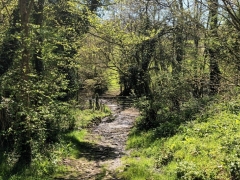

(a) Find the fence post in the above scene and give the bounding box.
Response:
[95,93,100,110]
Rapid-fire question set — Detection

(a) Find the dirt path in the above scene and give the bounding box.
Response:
[58,100,139,180]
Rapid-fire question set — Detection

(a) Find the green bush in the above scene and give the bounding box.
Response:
[155,148,174,168]
[176,161,206,180]
[224,151,240,180]
[122,95,240,180]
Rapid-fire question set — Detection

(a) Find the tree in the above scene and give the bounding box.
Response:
[32,0,44,74]
[220,0,240,85]
[16,0,34,165]
[0,0,89,165]
[208,0,221,95]
[0,2,20,76]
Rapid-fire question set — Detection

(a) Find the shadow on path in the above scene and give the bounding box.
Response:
[65,135,123,161]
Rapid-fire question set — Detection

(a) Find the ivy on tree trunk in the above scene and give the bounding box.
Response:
[18,0,34,165]
[208,0,221,95]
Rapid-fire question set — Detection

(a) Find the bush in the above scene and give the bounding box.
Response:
[155,148,174,168]
[224,151,240,180]
[176,161,206,180]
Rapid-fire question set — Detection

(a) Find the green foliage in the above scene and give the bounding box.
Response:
[119,157,155,180]
[0,0,94,172]
[134,69,201,130]
[176,161,206,180]
[0,148,63,180]
[62,130,88,158]
[73,108,111,128]
[0,104,110,179]
[1,0,240,179]
[155,148,174,167]
[120,94,240,180]
[105,68,120,95]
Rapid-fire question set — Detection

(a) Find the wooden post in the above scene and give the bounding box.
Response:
[95,93,100,110]
[89,99,93,109]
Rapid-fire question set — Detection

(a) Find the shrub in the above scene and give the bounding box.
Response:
[155,148,174,168]
[176,161,206,180]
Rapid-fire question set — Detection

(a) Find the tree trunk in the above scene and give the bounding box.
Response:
[193,0,203,98]
[208,0,221,95]
[174,0,184,74]
[171,0,184,111]
[33,0,45,74]
[18,0,34,165]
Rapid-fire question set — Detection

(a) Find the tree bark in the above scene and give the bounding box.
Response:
[208,0,221,95]
[33,0,45,74]
[171,0,184,111]
[172,0,184,74]
[18,0,34,165]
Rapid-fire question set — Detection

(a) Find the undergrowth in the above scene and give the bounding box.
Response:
[0,108,110,180]
[119,94,240,180]
[74,108,111,128]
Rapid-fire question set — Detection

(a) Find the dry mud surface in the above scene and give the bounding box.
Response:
[57,100,139,180]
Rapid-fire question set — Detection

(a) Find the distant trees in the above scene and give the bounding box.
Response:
[81,0,240,128]
[220,0,240,85]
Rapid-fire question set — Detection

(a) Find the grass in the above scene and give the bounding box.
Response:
[0,107,111,180]
[73,108,111,128]
[118,95,240,180]
[0,150,63,180]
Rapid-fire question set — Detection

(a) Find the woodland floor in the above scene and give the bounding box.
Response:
[56,99,139,180]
